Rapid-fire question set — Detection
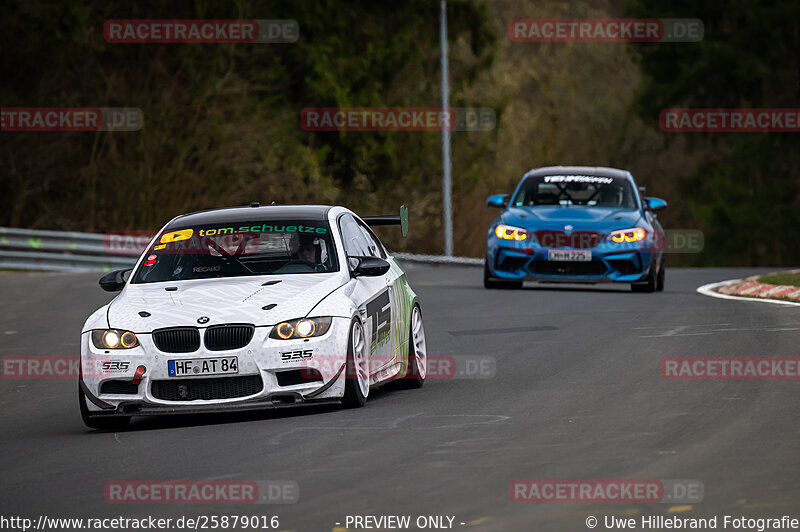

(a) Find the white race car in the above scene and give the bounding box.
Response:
[78,204,426,429]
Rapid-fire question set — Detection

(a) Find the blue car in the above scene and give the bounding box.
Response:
[484,166,667,292]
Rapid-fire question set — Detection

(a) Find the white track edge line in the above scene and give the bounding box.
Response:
[696,279,800,307]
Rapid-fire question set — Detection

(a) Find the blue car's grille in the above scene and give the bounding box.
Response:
[607,258,641,275]
[529,260,607,276]
[496,256,529,272]
[534,230,604,249]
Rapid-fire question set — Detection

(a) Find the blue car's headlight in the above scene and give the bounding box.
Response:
[608,228,646,243]
[495,224,529,241]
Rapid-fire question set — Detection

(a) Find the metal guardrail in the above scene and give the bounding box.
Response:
[393,252,482,266]
[0,227,136,272]
[0,227,481,272]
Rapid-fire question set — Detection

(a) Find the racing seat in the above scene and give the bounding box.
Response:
[533,192,560,205]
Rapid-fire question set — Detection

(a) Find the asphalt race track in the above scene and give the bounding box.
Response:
[1,265,799,531]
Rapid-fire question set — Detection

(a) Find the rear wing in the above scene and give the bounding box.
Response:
[362,205,409,237]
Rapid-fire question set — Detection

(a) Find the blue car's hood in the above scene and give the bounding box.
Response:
[502,206,643,231]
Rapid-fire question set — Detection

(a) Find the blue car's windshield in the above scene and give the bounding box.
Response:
[512,175,637,209]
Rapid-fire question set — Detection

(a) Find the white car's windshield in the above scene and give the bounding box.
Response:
[131,220,338,283]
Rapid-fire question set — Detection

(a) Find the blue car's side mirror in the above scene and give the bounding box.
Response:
[644,197,667,212]
[487,194,509,208]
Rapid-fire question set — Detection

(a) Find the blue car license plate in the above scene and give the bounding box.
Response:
[547,250,591,261]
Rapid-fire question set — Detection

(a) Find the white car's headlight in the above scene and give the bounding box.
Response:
[91,329,139,349]
[270,317,332,340]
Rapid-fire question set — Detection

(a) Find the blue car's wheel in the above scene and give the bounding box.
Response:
[631,262,657,293]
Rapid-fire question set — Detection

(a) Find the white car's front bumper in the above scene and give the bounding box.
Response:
[80,317,351,415]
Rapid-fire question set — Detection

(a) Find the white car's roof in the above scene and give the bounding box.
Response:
[167,204,334,229]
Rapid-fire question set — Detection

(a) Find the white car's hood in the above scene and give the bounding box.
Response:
[107,273,347,332]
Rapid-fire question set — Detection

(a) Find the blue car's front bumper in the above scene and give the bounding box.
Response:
[487,237,656,283]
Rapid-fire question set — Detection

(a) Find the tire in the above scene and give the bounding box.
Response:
[484,259,522,289]
[342,318,369,408]
[631,263,657,293]
[78,386,130,431]
[400,305,427,389]
[656,258,665,292]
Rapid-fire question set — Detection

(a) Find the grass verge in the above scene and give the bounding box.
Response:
[758,272,800,287]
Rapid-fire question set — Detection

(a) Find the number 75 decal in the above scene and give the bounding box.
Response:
[365,290,391,349]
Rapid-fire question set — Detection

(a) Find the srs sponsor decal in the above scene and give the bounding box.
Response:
[280,349,314,363]
[101,361,131,374]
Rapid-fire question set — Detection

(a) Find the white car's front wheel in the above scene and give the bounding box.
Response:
[401,305,427,388]
[342,318,369,408]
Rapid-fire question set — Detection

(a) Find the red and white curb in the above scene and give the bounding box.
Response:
[697,278,800,307]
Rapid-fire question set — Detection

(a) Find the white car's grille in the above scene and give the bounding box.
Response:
[152,327,201,353]
[151,375,263,401]
[204,324,255,351]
